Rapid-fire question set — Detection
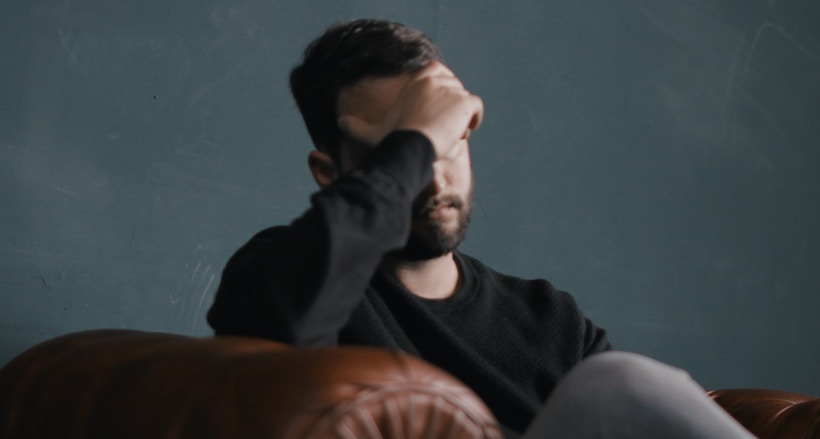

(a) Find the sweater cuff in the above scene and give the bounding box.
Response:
[361,130,436,194]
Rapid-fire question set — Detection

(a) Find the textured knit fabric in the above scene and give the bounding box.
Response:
[207,130,611,437]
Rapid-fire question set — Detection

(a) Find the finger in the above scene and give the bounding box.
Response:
[410,63,465,91]
[338,114,384,147]
[418,73,465,91]
[415,61,456,80]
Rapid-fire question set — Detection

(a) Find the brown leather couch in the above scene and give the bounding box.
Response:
[1,330,817,439]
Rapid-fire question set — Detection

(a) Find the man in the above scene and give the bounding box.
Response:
[207,19,754,439]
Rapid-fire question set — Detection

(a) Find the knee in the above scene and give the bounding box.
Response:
[582,351,690,380]
[555,351,697,406]
[529,353,751,439]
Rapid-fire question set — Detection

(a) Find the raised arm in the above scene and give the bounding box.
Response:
[207,131,435,345]
[207,62,483,346]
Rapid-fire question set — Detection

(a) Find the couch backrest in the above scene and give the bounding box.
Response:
[0,330,502,439]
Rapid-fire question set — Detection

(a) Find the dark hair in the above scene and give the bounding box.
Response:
[289,19,442,161]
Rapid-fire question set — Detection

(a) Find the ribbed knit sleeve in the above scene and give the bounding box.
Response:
[207,130,435,345]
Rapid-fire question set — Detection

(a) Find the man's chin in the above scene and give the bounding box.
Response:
[391,242,452,262]
[392,226,466,261]
[396,196,472,262]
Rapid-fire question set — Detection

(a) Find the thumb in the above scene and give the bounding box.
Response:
[338,114,384,147]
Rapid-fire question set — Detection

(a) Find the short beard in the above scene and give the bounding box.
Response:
[393,189,473,261]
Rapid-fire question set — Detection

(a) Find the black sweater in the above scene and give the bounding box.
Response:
[207,130,611,437]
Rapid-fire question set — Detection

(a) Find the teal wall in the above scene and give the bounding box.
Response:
[2,0,818,395]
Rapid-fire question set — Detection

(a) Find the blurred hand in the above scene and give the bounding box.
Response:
[338,62,484,160]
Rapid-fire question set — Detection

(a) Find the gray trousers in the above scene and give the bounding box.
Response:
[524,351,756,439]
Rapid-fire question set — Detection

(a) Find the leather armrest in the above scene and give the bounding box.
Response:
[0,329,502,439]
[708,389,820,439]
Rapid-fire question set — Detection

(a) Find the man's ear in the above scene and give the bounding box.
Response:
[308,150,337,189]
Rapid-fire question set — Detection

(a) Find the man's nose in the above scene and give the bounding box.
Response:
[431,160,449,192]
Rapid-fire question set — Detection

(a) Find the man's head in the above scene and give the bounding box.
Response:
[290,19,442,162]
[290,19,475,261]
